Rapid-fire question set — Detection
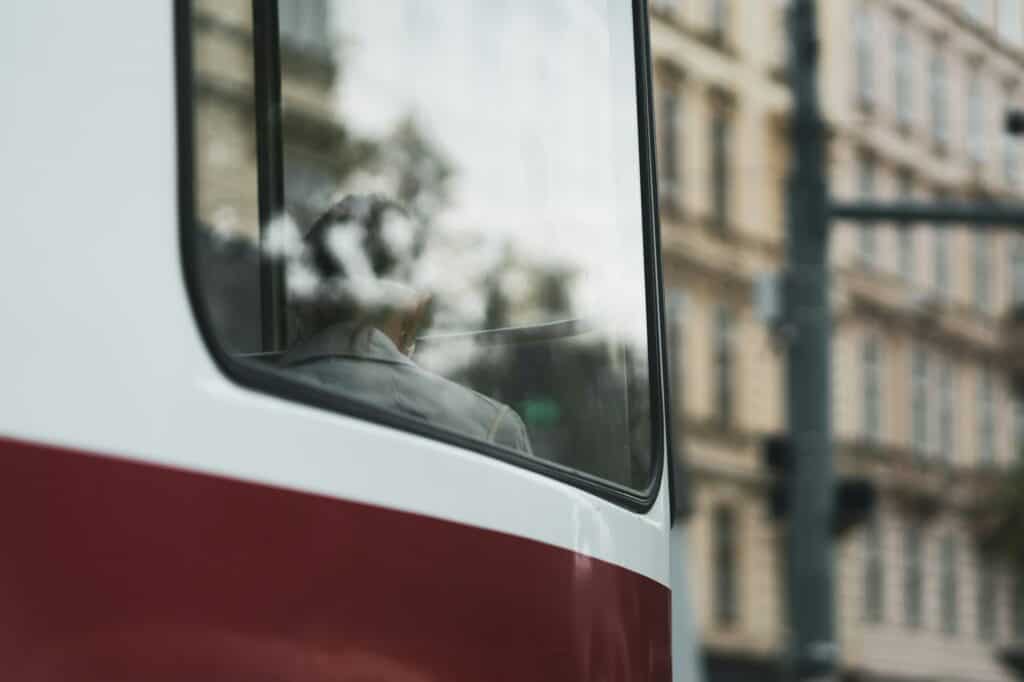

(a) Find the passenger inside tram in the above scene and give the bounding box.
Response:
[278,194,534,455]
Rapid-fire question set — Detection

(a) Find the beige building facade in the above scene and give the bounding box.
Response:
[652,0,1024,680]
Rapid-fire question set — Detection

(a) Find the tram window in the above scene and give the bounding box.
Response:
[186,0,660,495]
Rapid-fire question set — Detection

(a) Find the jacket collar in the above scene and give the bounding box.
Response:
[281,323,414,367]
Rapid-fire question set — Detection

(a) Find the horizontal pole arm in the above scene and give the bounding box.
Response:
[830,200,1024,227]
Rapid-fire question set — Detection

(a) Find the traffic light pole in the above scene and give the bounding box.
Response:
[781,2,1024,679]
[831,200,1024,226]
[784,1,837,679]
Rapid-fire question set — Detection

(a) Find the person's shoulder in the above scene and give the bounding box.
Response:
[408,365,509,417]
[413,372,530,451]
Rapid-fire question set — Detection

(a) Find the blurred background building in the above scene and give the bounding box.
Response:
[651,0,1024,680]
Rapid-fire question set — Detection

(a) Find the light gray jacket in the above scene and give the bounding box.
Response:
[280,324,533,454]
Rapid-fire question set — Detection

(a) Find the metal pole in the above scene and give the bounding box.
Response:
[785,1,837,679]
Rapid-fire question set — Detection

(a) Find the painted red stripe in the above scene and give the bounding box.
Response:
[0,436,670,681]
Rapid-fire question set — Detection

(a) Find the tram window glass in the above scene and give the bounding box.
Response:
[186,0,658,494]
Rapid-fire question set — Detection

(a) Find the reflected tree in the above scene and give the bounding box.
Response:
[448,252,652,489]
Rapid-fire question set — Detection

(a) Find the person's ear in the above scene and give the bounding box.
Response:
[412,293,433,328]
[399,294,432,356]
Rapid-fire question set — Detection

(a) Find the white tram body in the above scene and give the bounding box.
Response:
[0,2,702,680]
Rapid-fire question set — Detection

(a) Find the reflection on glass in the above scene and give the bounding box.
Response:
[192,0,653,490]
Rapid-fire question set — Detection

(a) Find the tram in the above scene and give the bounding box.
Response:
[0,1,702,679]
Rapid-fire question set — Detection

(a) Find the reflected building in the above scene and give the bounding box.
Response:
[653,1,1024,681]
[192,0,343,352]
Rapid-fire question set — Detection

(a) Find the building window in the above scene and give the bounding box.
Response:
[711,108,731,230]
[864,510,885,623]
[650,0,677,14]
[978,554,998,640]
[905,524,924,628]
[930,51,948,147]
[666,287,687,393]
[710,0,730,44]
[1015,391,1024,460]
[858,153,876,266]
[941,534,959,635]
[1015,572,1024,637]
[938,361,956,464]
[999,0,1024,45]
[1006,99,1021,187]
[658,87,682,211]
[854,4,874,106]
[912,345,930,457]
[894,26,912,128]
[713,504,739,627]
[714,306,734,425]
[974,232,992,312]
[979,370,997,465]
[968,72,985,163]
[934,223,950,297]
[862,336,882,444]
[1013,238,1024,310]
[897,170,914,279]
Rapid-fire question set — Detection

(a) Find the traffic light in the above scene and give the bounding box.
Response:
[762,436,791,519]
[760,436,877,534]
[1007,109,1024,136]
[833,477,876,537]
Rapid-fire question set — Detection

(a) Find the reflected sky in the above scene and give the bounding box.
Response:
[329,0,648,343]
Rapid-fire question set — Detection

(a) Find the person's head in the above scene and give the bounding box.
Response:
[292,194,431,353]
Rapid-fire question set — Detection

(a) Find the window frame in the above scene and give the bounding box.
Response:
[897,170,914,279]
[1013,237,1024,309]
[861,334,882,445]
[999,0,1024,45]
[893,22,912,129]
[978,369,997,465]
[974,230,992,312]
[712,503,739,627]
[938,359,955,464]
[1005,100,1020,188]
[864,509,885,623]
[713,305,735,426]
[174,0,669,512]
[854,3,874,107]
[710,103,732,231]
[1015,571,1024,638]
[904,523,924,629]
[929,48,948,147]
[657,83,682,210]
[941,533,959,635]
[710,0,730,45]
[934,219,950,296]
[967,70,985,163]
[977,553,999,640]
[911,344,930,457]
[857,152,877,266]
